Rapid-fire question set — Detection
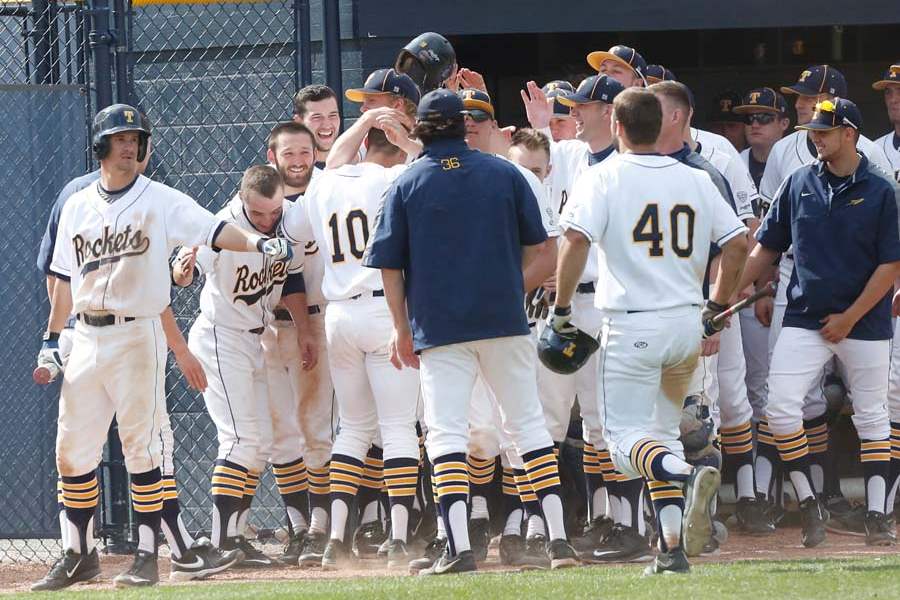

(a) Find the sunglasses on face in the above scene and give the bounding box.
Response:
[744,113,777,125]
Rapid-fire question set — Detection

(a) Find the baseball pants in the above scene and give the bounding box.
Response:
[739,306,769,420]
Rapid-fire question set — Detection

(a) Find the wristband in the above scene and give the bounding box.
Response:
[255,237,268,253]
[706,300,728,312]
[43,331,60,342]
[553,305,572,316]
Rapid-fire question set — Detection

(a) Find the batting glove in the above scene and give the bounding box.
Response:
[257,237,293,262]
[701,299,728,339]
[36,335,63,381]
[547,304,576,335]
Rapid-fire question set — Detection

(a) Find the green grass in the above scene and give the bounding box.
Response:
[18,556,900,600]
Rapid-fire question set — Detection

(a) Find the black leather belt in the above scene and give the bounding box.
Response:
[273,305,321,321]
[577,282,595,294]
[349,289,385,300]
[249,327,265,335]
[77,313,135,327]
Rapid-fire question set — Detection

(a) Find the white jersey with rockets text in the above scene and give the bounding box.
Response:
[692,128,757,221]
[278,167,326,309]
[561,153,747,312]
[874,131,900,183]
[283,162,406,301]
[51,175,221,317]
[191,197,303,331]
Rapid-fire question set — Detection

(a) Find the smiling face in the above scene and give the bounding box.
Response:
[463,114,495,152]
[299,97,341,151]
[885,86,900,126]
[570,102,610,143]
[809,127,853,162]
[598,60,640,88]
[267,131,316,191]
[508,144,551,183]
[549,116,577,141]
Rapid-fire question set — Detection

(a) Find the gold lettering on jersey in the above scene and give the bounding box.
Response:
[73,225,150,275]
[233,260,289,306]
[441,157,461,170]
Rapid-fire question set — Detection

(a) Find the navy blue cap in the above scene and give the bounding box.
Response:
[872,63,900,90]
[796,98,862,131]
[781,65,847,97]
[542,81,576,116]
[417,88,464,121]
[586,45,647,79]
[542,80,575,95]
[458,88,495,121]
[346,68,421,104]
[734,87,788,115]
[708,90,744,123]
[558,75,625,107]
[645,65,676,83]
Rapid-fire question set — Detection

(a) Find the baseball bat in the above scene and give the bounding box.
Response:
[711,282,776,326]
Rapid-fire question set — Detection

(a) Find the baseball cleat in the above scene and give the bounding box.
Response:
[321,538,354,571]
[278,531,307,565]
[298,530,327,567]
[547,539,579,569]
[498,534,549,570]
[581,524,653,563]
[223,535,277,568]
[799,497,828,548]
[682,466,720,557]
[353,520,387,558]
[643,547,690,576]
[385,539,410,570]
[469,518,490,562]
[734,497,775,535]
[572,515,615,552]
[31,549,101,591]
[113,550,159,587]
[863,511,896,546]
[408,536,446,574]
[169,538,243,582]
[418,548,477,576]
[824,495,866,537]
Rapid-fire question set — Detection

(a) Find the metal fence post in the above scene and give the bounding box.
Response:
[322,0,341,100]
[30,0,53,84]
[112,0,132,104]
[293,0,312,90]
[87,0,113,109]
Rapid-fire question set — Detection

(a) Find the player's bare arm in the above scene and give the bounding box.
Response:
[160,306,207,391]
[709,233,749,307]
[212,222,292,260]
[280,291,318,371]
[46,277,73,335]
[735,243,780,297]
[820,260,900,343]
[552,229,590,310]
[522,239,557,293]
[381,268,418,370]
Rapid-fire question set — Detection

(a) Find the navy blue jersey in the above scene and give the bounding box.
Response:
[36,170,101,275]
[757,155,900,340]
[363,139,547,351]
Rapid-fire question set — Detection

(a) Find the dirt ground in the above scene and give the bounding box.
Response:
[2,526,898,595]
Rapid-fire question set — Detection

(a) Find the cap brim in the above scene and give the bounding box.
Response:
[345,88,390,102]
[733,104,781,115]
[872,80,900,90]
[557,94,601,107]
[780,84,821,96]
[551,110,573,118]
[586,51,634,74]
[645,76,662,84]
[795,123,841,131]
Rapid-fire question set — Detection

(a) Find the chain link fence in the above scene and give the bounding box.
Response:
[0,0,358,563]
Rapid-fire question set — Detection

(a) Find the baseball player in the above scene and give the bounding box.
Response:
[281,127,420,570]
[363,89,577,574]
[172,164,316,569]
[737,98,900,547]
[707,90,747,152]
[33,104,294,589]
[263,121,336,566]
[554,87,749,575]
[586,45,647,87]
[872,64,900,181]
[32,143,241,588]
[542,81,577,142]
[292,85,342,168]
[650,81,770,536]
[759,66,893,529]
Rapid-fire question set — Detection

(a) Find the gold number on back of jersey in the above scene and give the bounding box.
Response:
[632,203,695,258]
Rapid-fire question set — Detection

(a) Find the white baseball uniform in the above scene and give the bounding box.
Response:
[560,153,747,478]
[185,198,304,472]
[50,175,221,476]
[874,131,900,183]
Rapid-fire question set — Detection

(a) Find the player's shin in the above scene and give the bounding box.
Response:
[130,468,164,555]
[618,476,646,533]
[432,453,471,555]
[501,467,524,535]
[159,476,193,559]
[599,450,621,522]
[722,421,756,500]
[307,463,331,534]
[522,447,567,541]
[860,439,892,514]
[358,446,385,529]
[210,460,248,547]
[515,469,546,538]
[60,471,100,555]
[328,454,365,542]
[384,457,419,543]
[647,481,685,552]
[466,455,496,521]
[804,415,829,496]
[273,458,311,535]
[236,470,260,537]
[774,429,816,501]
[755,420,781,501]
[582,443,606,521]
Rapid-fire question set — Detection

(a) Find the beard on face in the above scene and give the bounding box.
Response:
[276,160,312,189]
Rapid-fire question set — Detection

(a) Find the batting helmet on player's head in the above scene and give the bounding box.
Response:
[92,103,152,162]
[395,32,456,94]
[537,326,599,375]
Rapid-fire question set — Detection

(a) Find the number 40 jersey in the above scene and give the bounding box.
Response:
[560,153,747,313]
[282,162,407,302]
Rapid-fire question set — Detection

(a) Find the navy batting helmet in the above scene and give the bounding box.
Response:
[537,326,599,375]
[92,103,151,162]
[395,32,456,94]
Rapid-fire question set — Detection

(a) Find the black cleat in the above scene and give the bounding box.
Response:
[581,524,652,563]
[683,466,720,557]
[170,538,243,581]
[864,511,896,546]
[824,496,866,537]
[735,497,775,535]
[298,530,328,568]
[498,534,549,569]
[279,531,307,565]
[525,534,549,565]
[418,548,477,576]
[469,518,490,562]
[353,520,387,557]
[113,550,159,588]
[799,497,828,548]
[31,549,101,591]
[643,547,690,576]
[547,538,579,570]
[408,537,446,574]
[386,539,410,570]
[572,515,615,552]
[224,535,276,568]
[321,538,354,571]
